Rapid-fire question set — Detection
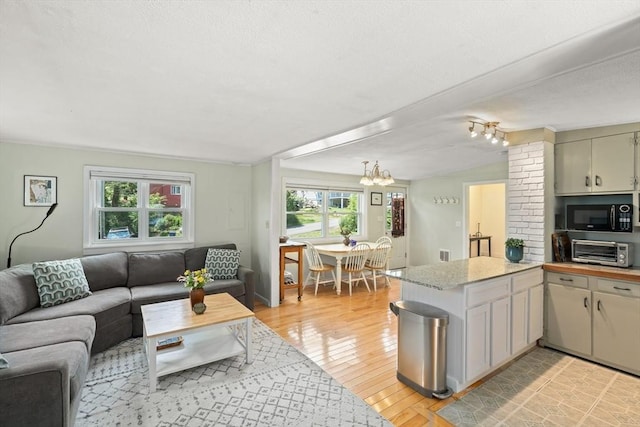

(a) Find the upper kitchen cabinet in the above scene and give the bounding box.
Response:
[555,132,637,195]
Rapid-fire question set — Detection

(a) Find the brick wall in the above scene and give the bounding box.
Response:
[507,141,546,262]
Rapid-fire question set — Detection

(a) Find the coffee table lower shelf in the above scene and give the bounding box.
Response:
[151,327,247,379]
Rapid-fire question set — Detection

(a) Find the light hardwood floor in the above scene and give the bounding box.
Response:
[254,279,457,426]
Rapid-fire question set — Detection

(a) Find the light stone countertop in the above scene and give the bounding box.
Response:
[386,256,542,290]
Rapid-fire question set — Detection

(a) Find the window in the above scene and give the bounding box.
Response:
[84,166,194,252]
[284,186,363,240]
[386,191,405,237]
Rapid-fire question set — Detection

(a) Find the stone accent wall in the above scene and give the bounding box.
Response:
[507,141,546,262]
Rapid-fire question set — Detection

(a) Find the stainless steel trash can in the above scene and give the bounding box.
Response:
[390,300,452,399]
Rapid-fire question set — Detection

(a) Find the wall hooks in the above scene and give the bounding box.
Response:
[433,196,459,205]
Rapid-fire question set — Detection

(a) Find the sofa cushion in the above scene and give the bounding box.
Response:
[184,243,237,271]
[32,259,92,307]
[129,282,190,314]
[81,252,129,291]
[1,341,90,416]
[5,288,130,337]
[0,315,95,354]
[127,252,185,287]
[0,264,39,325]
[205,248,241,279]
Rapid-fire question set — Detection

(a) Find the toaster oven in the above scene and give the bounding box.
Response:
[571,239,633,268]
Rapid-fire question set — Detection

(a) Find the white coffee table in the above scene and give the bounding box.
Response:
[141,292,254,392]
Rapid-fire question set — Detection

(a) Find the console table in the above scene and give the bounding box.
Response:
[469,235,492,257]
[279,242,305,302]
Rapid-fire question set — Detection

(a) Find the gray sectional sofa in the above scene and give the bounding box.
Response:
[0,243,255,427]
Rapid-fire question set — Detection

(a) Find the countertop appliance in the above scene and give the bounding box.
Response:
[571,239,633,267]
[566,204,633,232]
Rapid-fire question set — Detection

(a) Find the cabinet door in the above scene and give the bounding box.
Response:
[593,291,640,372]
[491,296,511,366]
[528,284,544,344]
[511,291,528,354]
[555,139,591,194]
[591,133,636,192]
[546,283,591,356]
[466,303,490,381]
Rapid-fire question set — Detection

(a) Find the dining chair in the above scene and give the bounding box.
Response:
[342,243,371,296]
[365,240,392,291]
[302,241,337,296]
[375,235,392,246]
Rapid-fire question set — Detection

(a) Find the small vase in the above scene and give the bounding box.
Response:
[506,247,524,263]
[343,235,351,246]
[190,288,205,308]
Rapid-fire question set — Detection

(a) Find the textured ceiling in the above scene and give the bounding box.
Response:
[1,1,639,180]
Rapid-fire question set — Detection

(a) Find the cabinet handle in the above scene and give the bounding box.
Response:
[595,175,602,186]
[583,297,588,308]
[559,277,573,282]
[613,286,631,291]
[597,300,602,311]
[585,176,590,187]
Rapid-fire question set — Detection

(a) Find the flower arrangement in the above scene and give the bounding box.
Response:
[505,238,525,248]
[177,268,212,290]
[340,227,351,237]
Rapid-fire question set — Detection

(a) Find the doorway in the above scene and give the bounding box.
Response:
[384,187,407,269]
[466,182,506,259]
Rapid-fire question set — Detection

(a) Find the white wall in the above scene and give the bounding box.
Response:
[410,161,508,265]
[251,159,275,306]
[0,142,252,267]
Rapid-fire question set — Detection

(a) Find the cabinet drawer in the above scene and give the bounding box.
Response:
[546,272,588,289]
[595,279,640,298]
[512,268,543,293]
[466,277,510,307]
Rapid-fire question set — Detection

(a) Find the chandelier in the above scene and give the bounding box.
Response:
[359,160,394,186]
[468,121,509,146]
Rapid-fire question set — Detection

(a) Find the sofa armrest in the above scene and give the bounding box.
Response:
[237,265,255,310]
[0,358,70,427]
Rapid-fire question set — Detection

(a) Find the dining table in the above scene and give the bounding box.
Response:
[313,242,374,295]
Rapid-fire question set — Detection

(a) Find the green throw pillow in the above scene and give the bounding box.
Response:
[33,259,92,308]
[205,248,240,280]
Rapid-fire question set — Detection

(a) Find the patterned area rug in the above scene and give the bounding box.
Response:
[77,319,391,426]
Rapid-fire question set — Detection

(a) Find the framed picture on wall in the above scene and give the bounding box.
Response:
[370,192,383,206]
[24,175,57,207]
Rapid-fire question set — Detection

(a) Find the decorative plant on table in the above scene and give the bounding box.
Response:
[177,268,213,311]
[505,238,525,263]
[340,227,352,246]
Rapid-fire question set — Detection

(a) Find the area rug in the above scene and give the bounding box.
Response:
[76,318,391,426]
[436,347,640,426]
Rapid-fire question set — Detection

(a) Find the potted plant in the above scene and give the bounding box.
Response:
[177,268,212,311]
[340,227,352,246]
[505,238,525,263]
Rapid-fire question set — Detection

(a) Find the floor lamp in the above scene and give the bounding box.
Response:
[6,203,58,268]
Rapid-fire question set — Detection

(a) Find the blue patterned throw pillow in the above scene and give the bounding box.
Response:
[205,248,240,280]
[33,259,92,307]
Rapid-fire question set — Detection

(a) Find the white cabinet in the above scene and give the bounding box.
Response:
[466,303,490,381]
[546,281,591,356]
[528,284,544,344]
[464,270,543,384]
[545,272,640,375]
[555,139,591,194]
[555,132,636,195]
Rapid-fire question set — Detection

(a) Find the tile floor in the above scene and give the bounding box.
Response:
[437,348,640,426]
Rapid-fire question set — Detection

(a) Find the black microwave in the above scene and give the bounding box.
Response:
[566,204,633,232]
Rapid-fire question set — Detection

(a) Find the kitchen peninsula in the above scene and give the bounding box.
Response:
[387,257,543,392]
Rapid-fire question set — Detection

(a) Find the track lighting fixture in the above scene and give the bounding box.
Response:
[468,121,509,146]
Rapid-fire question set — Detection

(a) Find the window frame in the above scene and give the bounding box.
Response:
[83,166,195,254]
[283,178,365,243]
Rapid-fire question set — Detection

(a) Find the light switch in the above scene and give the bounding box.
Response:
[455,221,461,227]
